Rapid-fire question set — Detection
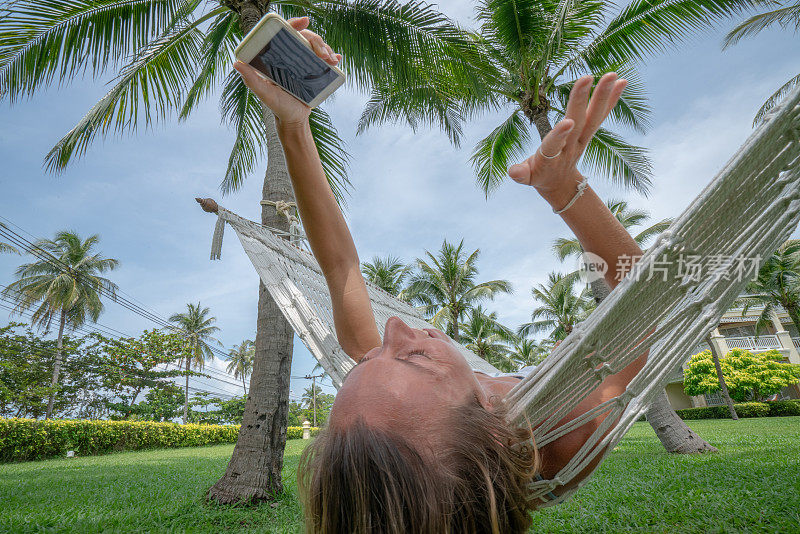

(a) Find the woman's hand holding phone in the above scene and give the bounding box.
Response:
[233,16,342,128]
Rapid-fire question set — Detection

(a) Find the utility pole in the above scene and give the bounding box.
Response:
[304,374,324,427]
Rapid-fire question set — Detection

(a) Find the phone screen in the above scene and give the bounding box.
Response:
[248,27,339,105]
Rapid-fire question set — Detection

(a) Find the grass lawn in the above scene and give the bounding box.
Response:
[1,418,798,533]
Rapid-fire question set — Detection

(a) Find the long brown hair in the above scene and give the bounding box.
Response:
[298,397,539,533]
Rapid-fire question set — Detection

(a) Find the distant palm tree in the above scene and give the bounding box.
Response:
[302,384,323,427]
[519,272,594,340]
[0,223,20,254]
[2,231,118,418]
[724,1,800,125]
[226,339,254,395]
[511,337,553,370]
[407,240,512,339]
[459,306,517,372]
[361,255,410,298]
[552,200,672,261]
[169,303,221,424]
[736,240,800,335]
[360,0,766,195]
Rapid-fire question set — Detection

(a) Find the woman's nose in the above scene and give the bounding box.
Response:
[383,316,418,347]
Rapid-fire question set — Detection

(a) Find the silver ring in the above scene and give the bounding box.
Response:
[538,146,562,160]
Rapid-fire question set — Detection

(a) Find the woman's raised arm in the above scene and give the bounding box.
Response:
[234,17,380,361]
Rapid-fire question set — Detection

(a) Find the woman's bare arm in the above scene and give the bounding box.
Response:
[509,73,648,486]
[233,18,380,361]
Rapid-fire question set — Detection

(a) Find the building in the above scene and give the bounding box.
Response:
[664,304,800,410]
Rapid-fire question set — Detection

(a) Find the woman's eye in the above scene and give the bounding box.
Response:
[409,350,429,358]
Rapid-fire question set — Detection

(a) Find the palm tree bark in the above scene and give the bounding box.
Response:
[708,336,738,420]
[207,102,296,503]
[45,308,67,420]
[184,356,191,424]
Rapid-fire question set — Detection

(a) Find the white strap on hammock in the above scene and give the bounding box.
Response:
[208,84,800,507]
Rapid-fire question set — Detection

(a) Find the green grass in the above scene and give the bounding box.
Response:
[1,418,799,533]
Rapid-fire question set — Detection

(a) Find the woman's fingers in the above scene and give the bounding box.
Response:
[579,72,618,145]
[564,76,592,145]
[508,118,574,184]
[288,16,310,31]
[234,61,280,104]
[605,79,627,117]
[538,118,574,160]
[299,29,339,64]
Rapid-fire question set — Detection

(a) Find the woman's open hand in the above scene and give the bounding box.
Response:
[233,16,341,127]
[508,73,627,195]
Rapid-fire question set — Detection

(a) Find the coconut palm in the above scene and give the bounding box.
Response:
[552,199,672,262]
[511,337,553,370]
[226,339,255,395]
[1,0,478,503]
[2,231,119,419]
[459,306,516,372]
[0,223,20,255]
[519,272,594,341]
[406,239,512,339]
[359,0,768,195]
[724,1,800,125]
[736,240,800,335]
[361,255,410,298]
[169,303,221,424]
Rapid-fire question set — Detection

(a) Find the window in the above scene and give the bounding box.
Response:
[704,391,725,406]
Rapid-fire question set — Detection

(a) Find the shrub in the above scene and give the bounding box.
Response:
[286,426,321,440]
[0,418,323,463]
[766,399,800,417]
[0,418,240,462]
[675,402,770,420]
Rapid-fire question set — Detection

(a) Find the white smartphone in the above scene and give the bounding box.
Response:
[235,13,346,108]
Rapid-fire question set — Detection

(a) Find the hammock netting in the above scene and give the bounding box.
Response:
[207,84,800,506]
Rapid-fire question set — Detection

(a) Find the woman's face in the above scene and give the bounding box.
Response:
[328,317,489,454]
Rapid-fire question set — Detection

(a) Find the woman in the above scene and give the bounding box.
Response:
[233,17,647,534]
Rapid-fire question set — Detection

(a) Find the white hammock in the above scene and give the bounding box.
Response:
[208,84,800,507]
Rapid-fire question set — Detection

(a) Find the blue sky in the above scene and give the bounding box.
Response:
[1,2,799,401]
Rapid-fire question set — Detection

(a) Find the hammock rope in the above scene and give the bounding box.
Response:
[205,83,800,507]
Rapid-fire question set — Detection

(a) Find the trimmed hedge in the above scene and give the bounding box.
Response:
[287,426,321,440]
[675,400,800,420]
[0,418,321,463]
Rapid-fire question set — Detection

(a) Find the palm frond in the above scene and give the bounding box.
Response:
[470,110,533,196]
[179,9,239,120]
[752,73,800,126]
[723,2,800,48]
[579,0,772,67]
[43,10,219,172]
[580,125,653,195]
[0,0,196,102]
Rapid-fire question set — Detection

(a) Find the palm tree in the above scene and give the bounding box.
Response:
[511,337,553,370]
[2,231,119,419]
[724,1,800,125]
[459,306,517,372]
[552,199,671,262]
[361,255,410,298]
[359,0,766,195]
[519,272,594,341]
[301,384,323,427]
[736,240,800,334]
[0,223,20,255]
[1,0,478,504]
[226,339,255,395]
[407,239,512,339]
[169,303,221,424]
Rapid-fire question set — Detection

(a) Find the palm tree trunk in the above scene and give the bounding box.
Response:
[242,375,247,396]
[45,309,67,420]
[184,357,191,424]
[708,336,738,420]
[783,302,800,338]
[207,102,296,503]
[531,111,553,139]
